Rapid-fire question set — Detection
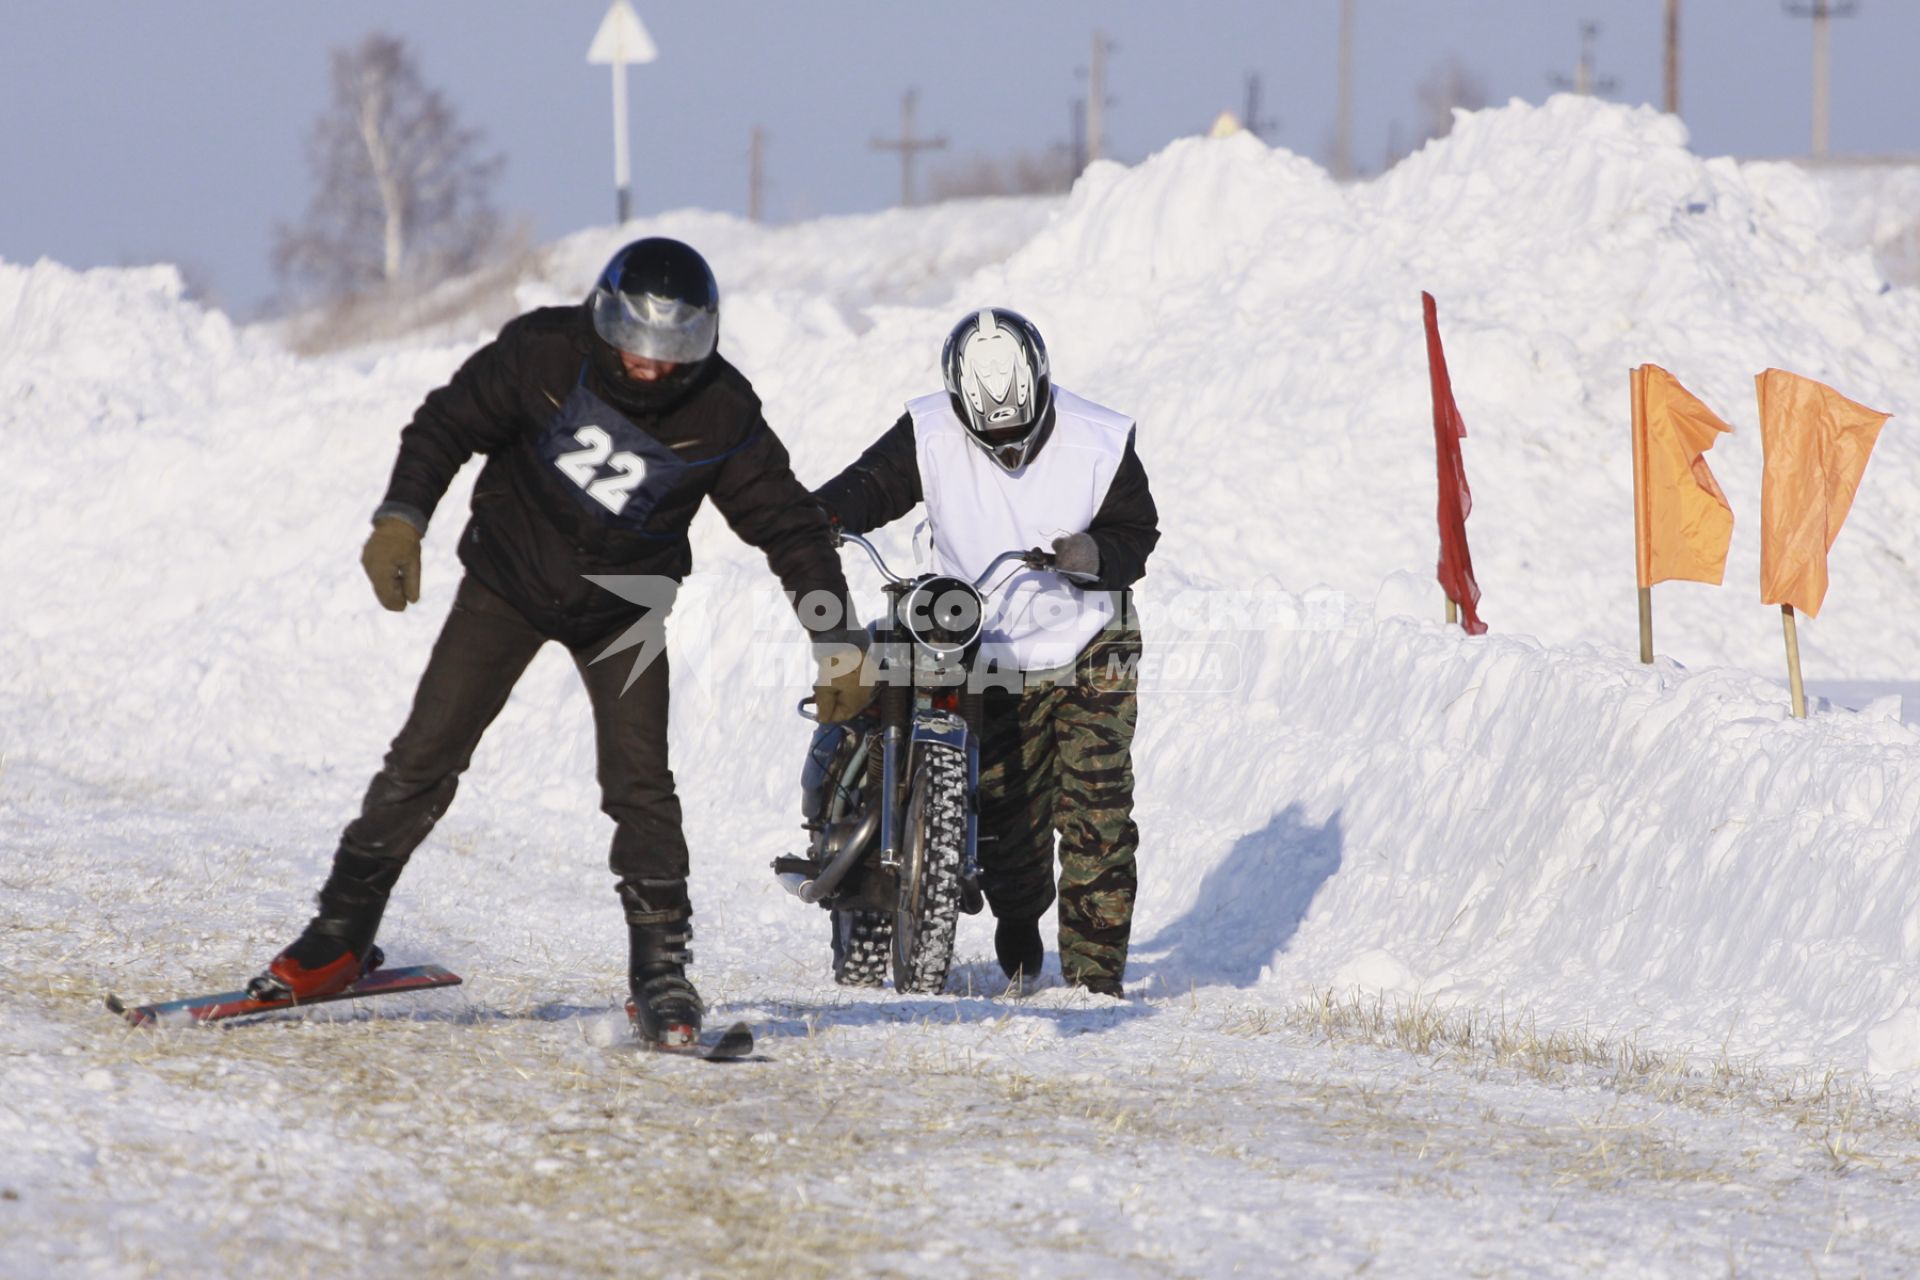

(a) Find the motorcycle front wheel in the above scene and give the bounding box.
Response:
[891,741,967,994]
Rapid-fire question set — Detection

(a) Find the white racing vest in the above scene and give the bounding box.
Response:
[908,386,1133,672]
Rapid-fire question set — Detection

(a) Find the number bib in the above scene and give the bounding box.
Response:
[537,379,694,531]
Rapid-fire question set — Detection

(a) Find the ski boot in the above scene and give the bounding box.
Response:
[994,915,1044,990]
[618,878,703,1049]
[248,851,402,1001]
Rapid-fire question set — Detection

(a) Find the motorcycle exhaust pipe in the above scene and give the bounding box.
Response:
[798,805,881,904]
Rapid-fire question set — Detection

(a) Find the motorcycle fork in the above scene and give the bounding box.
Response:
[877,722,904,870]
[962,730,980,883]
[876,581,911,872]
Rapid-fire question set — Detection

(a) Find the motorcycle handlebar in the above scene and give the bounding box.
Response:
[833,530,1055,588]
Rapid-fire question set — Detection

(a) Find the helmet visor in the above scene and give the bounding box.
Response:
[973,419,1046,472]
[591,287,718,363]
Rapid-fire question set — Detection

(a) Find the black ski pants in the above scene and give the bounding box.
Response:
[336,575,687,887]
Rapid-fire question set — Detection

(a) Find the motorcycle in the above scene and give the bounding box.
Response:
[773,529,1055,994]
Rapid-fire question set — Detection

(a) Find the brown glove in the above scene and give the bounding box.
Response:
[814,643,876,723]
[360,517,422,612]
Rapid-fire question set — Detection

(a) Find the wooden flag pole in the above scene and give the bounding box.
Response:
[1446,598,1459,627]
[1629,366,1654,664]
[1780,604,1807,717]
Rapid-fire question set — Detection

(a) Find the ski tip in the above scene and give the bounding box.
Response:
[105,995,156,1028]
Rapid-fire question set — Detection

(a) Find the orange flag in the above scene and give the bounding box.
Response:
[1632,365,1734,588]
[1757,368,1891,617]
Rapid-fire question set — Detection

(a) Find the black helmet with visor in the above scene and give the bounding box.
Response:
[589,237,720,366]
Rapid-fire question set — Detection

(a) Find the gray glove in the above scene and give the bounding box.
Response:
[1051,532,1101,584]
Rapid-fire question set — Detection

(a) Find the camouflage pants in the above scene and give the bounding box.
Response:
[975,623,1142,986]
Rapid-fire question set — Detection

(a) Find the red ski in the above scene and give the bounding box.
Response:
[106,964,463,1028]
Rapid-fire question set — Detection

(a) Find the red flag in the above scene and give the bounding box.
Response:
[1423,292,1486,635]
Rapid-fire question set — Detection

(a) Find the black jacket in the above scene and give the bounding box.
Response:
[380,306,848,647]
[812,407,1160,594]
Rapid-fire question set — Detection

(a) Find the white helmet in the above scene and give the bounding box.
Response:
[941,307,1052,471]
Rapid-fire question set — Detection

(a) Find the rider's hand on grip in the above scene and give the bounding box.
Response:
[361,517,423,612]
[813,643,876,723]
[1050,532,1100,583]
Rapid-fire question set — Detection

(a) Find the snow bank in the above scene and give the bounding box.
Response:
[0,259,242,394]
[6,95,1920,1082]
[1129,580,1920,1076]
[1805,158,1920,287]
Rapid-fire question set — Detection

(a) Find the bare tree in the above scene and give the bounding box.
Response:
[926,148,1078,202]
[273,33,502,304]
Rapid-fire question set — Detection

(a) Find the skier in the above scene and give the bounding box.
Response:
[252,237,872,1046]
[813,308,1158,996]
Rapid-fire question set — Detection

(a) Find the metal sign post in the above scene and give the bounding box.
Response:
[588,1,657,225]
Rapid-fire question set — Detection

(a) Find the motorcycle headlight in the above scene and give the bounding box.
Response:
[899,576,983,664]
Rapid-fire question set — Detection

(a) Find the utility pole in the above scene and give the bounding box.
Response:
[1084,30,1116,164]
[1664,0,1681,115]
[1332,0,1355,179]
[1243,72,1279,141]
[747,126,765,224]
[1549,22,1616,98]
[1786,1,1857,157]
[1070,98,1086,178]
[870,89,946,207]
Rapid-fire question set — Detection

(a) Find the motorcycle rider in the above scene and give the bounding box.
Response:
[252,237,872,1046]
[813,308,1158,997]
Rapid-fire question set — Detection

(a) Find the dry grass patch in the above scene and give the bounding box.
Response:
[1267,988,1920,1180]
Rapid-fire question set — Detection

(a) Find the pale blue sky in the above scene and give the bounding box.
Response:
[3,1,1914,316]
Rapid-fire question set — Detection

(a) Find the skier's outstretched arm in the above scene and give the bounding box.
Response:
[811,413,923,535]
